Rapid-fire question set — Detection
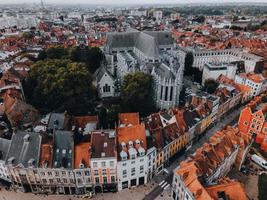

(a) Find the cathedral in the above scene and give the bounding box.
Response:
[97,29,185,110]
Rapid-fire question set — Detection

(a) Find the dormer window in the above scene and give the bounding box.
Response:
[79,163,84,169]
[128,141,133,147]
[120,150,128,161]
[23,134,30,142]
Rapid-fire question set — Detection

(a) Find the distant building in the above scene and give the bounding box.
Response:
[235,73,264,98]
[104,29,184,110]
[238,105,267,152]
[186,48,264,73]
[202,62,237,85]
[130,9,147,17]
[153,11,163,21]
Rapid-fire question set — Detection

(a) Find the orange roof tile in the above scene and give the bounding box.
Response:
[74,142,91,169]
[39,144,53,168]
[119,112,140,126]
[117,124,147,151]
[206,180,248,200]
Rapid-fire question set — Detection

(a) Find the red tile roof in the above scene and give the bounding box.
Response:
[74,142,91,169]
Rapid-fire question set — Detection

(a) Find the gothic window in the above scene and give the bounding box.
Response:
[160,86,163,100]
[170,86,173,101]
[103,84,110,93]
[165,86,168,101]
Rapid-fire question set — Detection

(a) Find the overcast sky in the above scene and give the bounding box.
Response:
[0,0,266,4]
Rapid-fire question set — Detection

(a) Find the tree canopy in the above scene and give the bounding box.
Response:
[184,52,202,83]
[37,46,105,73]
[203,79,219,94]
[23,59,96,115]
[121,72,156,117]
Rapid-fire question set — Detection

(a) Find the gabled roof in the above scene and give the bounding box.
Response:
[6,131,41,167]
[53,130,74,169]
[0,138,11,161]
[119,112,140,126]
[95,65,115,82]
[47,112,69,131]
[90,130,116,159]
[74,142,90,169]
[117,124,147,159]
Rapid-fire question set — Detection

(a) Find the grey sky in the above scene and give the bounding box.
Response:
[0,0,266,4]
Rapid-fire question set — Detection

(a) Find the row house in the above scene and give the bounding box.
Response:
[73,142,92,194]
[90,130,117,193]
[117,112,156,190]
[5,131,42,192]
[214,86,242,119]
[217,74,251,103]
[238,104,267,152]
[145,111,190,172]
[117,124,147,190]
[171,126,252,200]
[235,73,265,98]
[36,131,76,195]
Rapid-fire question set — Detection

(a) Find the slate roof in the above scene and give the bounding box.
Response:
[53,130,74,169]
[95,65,114,82]
[47,113,68,131]
[0,138,11,161]
[6,131,41,167]
[106,30,173,59]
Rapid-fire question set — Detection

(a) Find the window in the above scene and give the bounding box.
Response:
[63,178,67,183]
[102,169,107,175]
[165,86,169,101]
[103,84,111,93]
[122,162,127,166]
[131,168,135,176]
[160,86,163,100]
[85,171,90,176]
[123,170,127,175]
[101,161,106,167]
[47,172,52,176]
[140,166,144,173]
[170,86,173,101]
[93,162,97,167]
[110,161,114,167]
[94,170,99,176]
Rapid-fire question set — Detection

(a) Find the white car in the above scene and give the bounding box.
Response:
[251,154,267,170]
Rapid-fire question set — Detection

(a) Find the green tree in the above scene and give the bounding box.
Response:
[203,79,219,94]
[121,72,156,117]
[69,46,104,73]
[23,59,96,115]
[46,46,69,59]
[184,52,194,76]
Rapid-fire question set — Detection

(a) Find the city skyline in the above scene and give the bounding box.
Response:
[0,0,267,4]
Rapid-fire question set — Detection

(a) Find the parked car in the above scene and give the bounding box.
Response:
[251,154,267,170]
